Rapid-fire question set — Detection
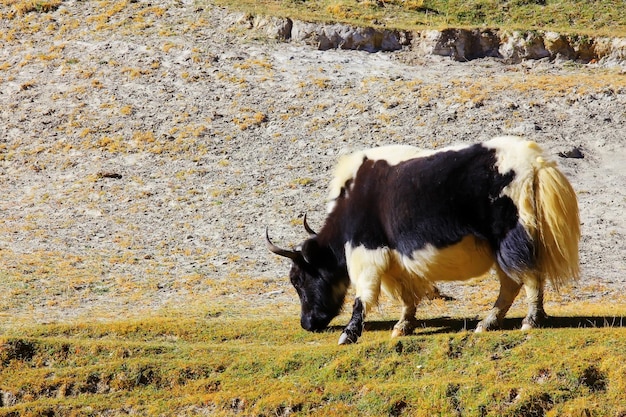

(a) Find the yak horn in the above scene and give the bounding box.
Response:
[265,227,299,259]
[303,213,317,236]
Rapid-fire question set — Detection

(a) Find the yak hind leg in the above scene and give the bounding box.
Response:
[476,266,522,332]
[521,278,548,330]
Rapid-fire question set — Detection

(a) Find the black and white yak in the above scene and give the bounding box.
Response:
[266,136,580,344]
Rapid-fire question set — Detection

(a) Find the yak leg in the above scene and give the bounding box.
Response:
[476,266,522,332]
[391,304,418,338]
[521,278,548,330]
[338,298,365,345]
[338,276,380,345]
[391,283,420,338]
[340,247,387,345]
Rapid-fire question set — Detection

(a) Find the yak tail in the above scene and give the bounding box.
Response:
[533,157,581,290]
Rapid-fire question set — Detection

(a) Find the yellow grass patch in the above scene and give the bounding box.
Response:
[1,0,61,18]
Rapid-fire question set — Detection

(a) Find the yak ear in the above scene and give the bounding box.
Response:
[302,237,329,266]
[301,238,335,267]
[301,238,320,265]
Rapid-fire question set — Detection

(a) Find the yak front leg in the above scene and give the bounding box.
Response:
[338,298,365,345]
[340,245,387,344]
[391,283,421,338]
[391,304,418,338]
[338,274,380,344]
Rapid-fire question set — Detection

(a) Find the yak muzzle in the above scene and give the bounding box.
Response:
[300,314,331,332]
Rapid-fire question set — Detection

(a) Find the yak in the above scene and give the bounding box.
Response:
[267,136,580,344]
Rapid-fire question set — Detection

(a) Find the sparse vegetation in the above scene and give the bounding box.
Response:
[213,0,626,36]
[1,314,626,416]
[1,0,61,18]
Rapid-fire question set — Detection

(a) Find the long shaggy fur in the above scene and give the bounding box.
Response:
[534,158,581,288]
[488,137,580,288]
[330,137,581,300]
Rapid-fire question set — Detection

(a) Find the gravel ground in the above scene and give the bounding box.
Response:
[1,0,625,329]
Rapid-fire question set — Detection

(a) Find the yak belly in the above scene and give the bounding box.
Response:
[344,236,494,310]
[400,235,494,283]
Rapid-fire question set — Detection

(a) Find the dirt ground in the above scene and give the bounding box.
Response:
[1,0,625,329]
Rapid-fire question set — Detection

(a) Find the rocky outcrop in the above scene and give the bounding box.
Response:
[421,30,626,64]
[414,29,501,60]
[290,20,409,52]
[248,14,409,52]
[234,12,626,65]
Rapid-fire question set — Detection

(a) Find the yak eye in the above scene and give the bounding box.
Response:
[290,271,304,289]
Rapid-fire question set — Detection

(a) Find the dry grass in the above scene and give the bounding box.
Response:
[213,0,626,36]
[2,313,626,416]
[0,0,61,18]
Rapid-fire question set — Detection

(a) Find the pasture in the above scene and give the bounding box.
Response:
[1,0,626,415]
[2,310,626,416]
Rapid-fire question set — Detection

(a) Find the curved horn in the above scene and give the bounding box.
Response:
[303,213,317,236]
[265,227,299,260]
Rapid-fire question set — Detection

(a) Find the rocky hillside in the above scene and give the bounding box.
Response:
[1,0,625,328]
[245,12,626,63]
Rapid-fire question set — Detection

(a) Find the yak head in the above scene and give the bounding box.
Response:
[266,216,349,332]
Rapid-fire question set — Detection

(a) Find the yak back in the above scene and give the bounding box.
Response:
[321,143,518,258]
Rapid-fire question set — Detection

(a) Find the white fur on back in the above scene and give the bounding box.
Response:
[484,136,545,235]
[327,136,544,214]
[485,136,543,180]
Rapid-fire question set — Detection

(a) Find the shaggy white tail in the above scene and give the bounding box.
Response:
[534,157,581,289]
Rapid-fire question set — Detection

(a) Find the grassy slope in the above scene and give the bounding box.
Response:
[2,314,626,416]
[214,0,626,37]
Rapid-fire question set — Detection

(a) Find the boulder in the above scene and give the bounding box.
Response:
[291,21,406,52]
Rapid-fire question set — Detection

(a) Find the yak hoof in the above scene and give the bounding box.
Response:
[521,317,541,330]
[522,312,547,331]
[475,319,499,333]
[391,321,416,338]
[338,332,358,345]
[474,316,501,333]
